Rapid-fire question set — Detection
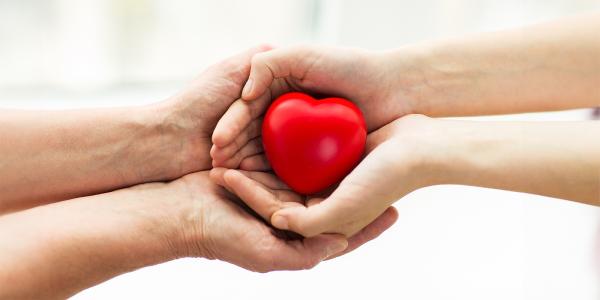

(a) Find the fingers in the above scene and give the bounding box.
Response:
[211,118,262,162]
[326,207,398,260]
[270,148,395,237]
[241,46,315,100]
[267,234,348,271]
[212,76,293,149]
[202,44,273,96]
[210,168,302,222]
[270,202,332,238]
[239,154,271,171]
[212,138,263,169]
[266,207,396,271]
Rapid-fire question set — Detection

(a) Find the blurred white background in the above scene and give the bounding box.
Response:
[0,0,598,299]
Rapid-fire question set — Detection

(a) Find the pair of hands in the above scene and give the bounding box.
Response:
[155,45,411,272]
[166,15,600,272]
[208,46,434,240]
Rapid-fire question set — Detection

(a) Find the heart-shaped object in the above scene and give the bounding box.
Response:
[262,92,367,194]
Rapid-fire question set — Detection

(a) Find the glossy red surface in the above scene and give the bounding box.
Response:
[262,92,367,194]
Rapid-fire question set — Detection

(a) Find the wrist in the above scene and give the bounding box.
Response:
[385,115,458,188]
[0,182,194,299]
[137,101,210,181]
[115,176,209,261]
[159,172,216,259]
[412,119,489,187]
[378,42,475,117]
[375,45,436,116]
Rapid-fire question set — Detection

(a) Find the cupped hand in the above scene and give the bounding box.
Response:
[168,171,343,272]
[170,171,398,271]
[208,168,399,258]
[273,115,442,237]
[152,45,272,174]
[211,115,438,238]
[210,45,416,169]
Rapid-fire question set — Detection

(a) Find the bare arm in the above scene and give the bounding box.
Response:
[392,13,600,116]
[0,107,190,213]
[0,177,185,299]
[431,120,600,205]
[0,46,274,214]
[0,171,386,299]
[221,13,600,152]
[218,116,599,238]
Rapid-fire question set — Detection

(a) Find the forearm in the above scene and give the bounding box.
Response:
[0,104,196,213]
[428,120,600,205]
[0,180,190,299]
[386,13,600,116]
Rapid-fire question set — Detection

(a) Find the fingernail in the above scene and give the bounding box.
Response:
[325,241,347,258]
[242,78,253,98]
[271,214,288,230]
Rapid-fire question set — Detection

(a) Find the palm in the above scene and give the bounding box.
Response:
[160,46,271,171]
[180,172,343,272]
[278,48,407,131]
[209,168,399,255]
[210,46,412,169]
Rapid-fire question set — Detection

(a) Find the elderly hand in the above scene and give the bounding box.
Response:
[153,45,274,174]
[0,170,402,299]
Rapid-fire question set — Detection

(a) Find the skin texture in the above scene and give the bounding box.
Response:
[239,116,600,237]
[212,14,600,160]
[209,168,399,256]
[211,14,600,238]
[0,172,346,299]
[0,47,399,299]
[214,115,599,238]
[0,45,271,213]
[0,171,398,299]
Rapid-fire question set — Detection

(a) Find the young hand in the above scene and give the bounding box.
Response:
[212,114,600,240]
[210,45,421,168]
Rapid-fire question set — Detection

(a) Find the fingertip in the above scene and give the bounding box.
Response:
[211,131,230,148]
[212,158,226,168]
[308,234,348,260]
[209,144,218,158]
[256,43,275,52]
[243,53,270,101]
[222,169,244,187]
[378,207,400,231]
[209,167,220,179]
[248,44,274,55]
[210,145,230,163]
[387,206,399,222]
[241,78,254,100]
[327,236,349,258]
[238,158,252,170]
[209,167,227,185]
[272,206,318,237]
[271,213,289,231]
[239,154,271,171]
[212,117,240,148]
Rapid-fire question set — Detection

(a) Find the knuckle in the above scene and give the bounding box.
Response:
[293,221,318,238]
[251,53,266,66]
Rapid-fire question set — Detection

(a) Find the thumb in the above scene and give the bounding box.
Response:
[270,196,346,238]
[241,46,314,100]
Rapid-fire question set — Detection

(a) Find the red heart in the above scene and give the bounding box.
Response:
[262,92,367,194]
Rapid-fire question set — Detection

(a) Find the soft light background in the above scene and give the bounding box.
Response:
[0,0,598,299]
